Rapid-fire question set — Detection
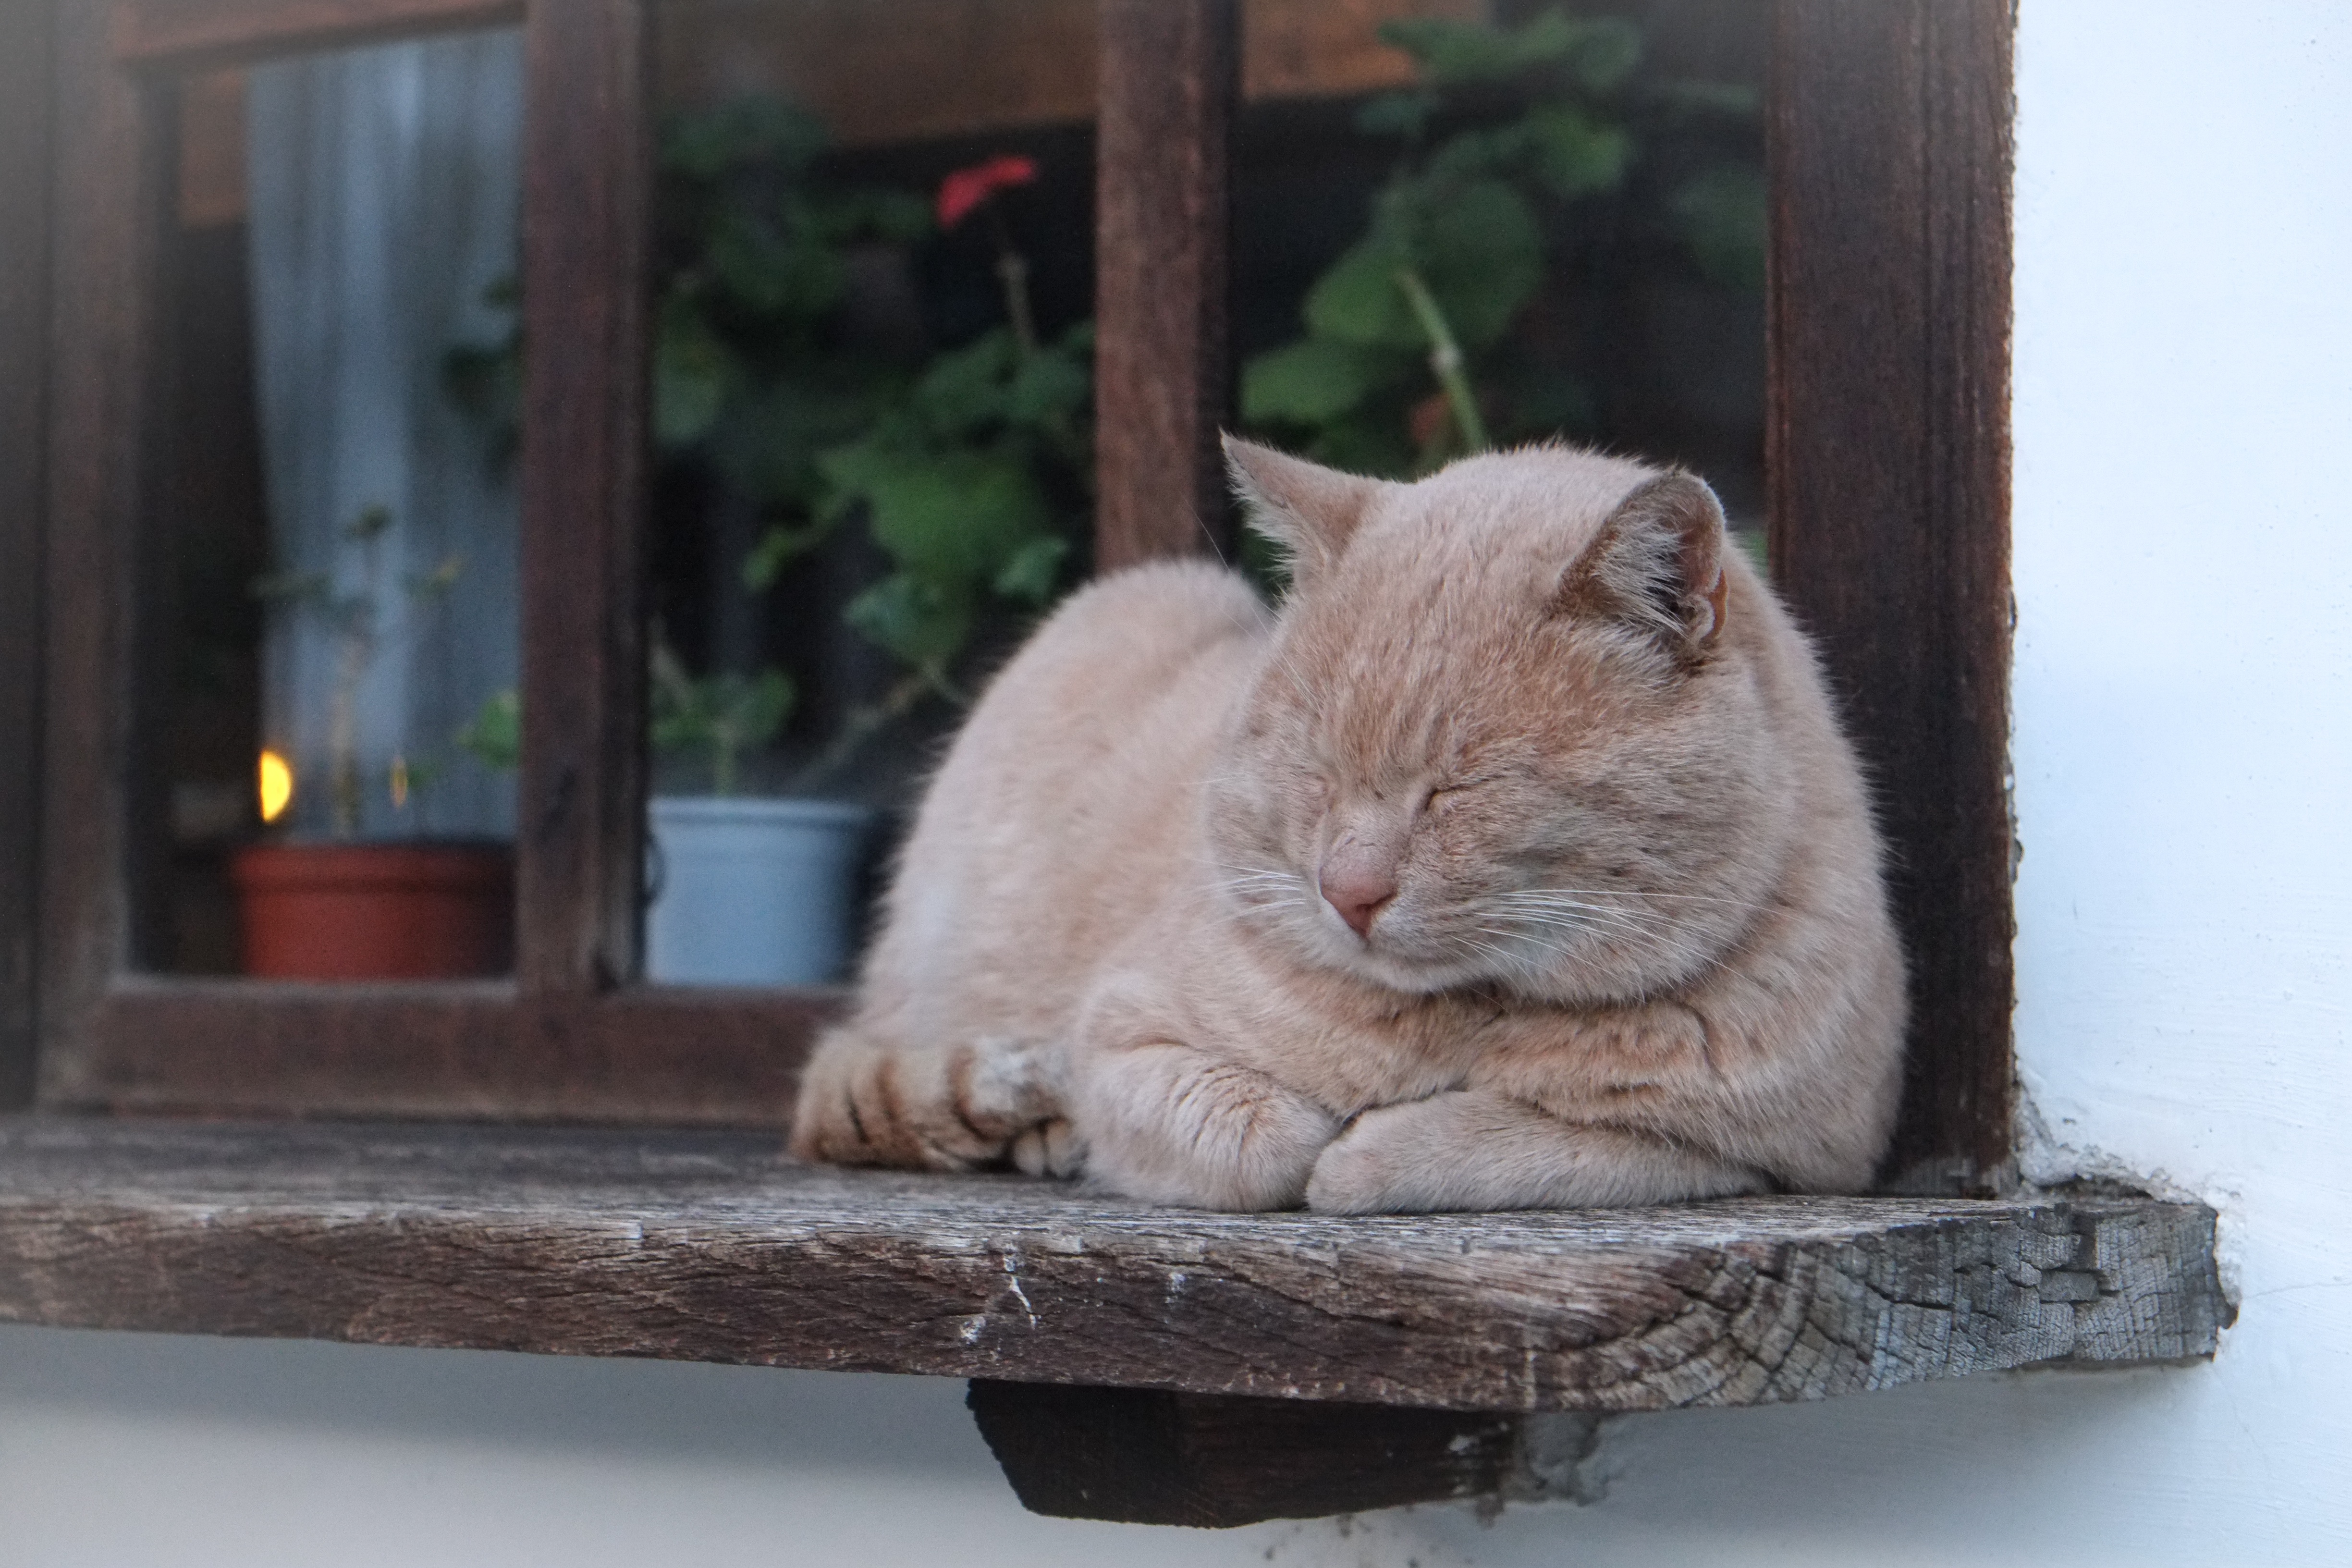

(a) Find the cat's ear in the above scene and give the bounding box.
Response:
[1223,435,1383,591]
[1556,471,1731,656]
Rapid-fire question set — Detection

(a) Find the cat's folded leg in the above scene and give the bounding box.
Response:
[1071,1039,1342,1210]
[788,1029,1066,1172]
[1304,1089,1765,1213]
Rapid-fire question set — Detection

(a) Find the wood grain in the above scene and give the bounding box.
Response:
[1767,0,2017,1192]
[654,0,1470,148]
[110,0,519,69]
[515,0,652,994]
[0,1119,2229,1413]
[46,982,836,1126]
[38,0,172,1099]
[1093,0,1238,568]
[0,0,55,1109]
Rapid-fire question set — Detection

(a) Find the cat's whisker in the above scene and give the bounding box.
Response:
[1487,894,1681,937]
[1444,933,1529,978]
[1497,887,1747,907]
[1486,903,1666,944]
[1206,873,1299,894]
[1472,923,1605,965]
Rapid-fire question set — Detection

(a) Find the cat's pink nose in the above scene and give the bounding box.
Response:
[1320,867,1396,938]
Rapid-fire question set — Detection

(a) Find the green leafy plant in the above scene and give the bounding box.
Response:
[448,106,1092,796]
[649,642,795,796]
[454,686,519,774]
[742,148,1092,783]
[253,504,464,836]
[1241,6,1764,477]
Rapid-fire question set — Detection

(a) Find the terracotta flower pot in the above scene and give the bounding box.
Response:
[230,841,514,980]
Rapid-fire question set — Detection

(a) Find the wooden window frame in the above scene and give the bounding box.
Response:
[0,8,2228,1531]
[4,0,2014,1196]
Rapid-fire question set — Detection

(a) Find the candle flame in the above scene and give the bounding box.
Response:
[258,750,294,824]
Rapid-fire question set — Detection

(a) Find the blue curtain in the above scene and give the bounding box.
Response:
[246,27,523,840]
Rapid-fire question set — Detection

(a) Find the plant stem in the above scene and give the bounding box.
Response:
[1393,265,1490,454]
[712,733,737,797]
[996,252,1039,357]
[791,670,931,793]
[989,207,1039,356]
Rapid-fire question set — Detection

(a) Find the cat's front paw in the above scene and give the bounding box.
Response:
[788,1030,1064,1172]
[1305,1096,1506,1213]
[1303,1102,1429,1214]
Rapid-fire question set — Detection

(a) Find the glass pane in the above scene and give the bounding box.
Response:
[153,28,525,980]
[1234,0,1767,541]
[639,2,1099,986]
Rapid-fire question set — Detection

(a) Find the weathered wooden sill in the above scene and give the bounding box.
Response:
[0,1116,2229,1524]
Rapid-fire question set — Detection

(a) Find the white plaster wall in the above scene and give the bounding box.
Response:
[4,2,2348,1562]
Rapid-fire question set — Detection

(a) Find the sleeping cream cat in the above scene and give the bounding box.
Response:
[789,439,1905,1212]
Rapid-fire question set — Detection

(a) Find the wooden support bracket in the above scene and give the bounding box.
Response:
[969,1382,1601,1526]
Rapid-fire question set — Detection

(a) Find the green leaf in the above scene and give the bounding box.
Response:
[1672,163,1767,293]
[661,96,827,182]
[1420,125,1525,187]
[1524,105,1632,198]
[1353,89,1438,140]
[741,516,835,591]
[649,658,796,793]
[1005,344,1090,427]
[993,535,1068,605]
[710,377,870,506]
[825,447,1048,584]
[653,306,736,449]
[454,688,520,773]
[907,329,1022,435]
[1242,338,1392,424]
[1303,237,1419,350]
[810,186,934,246]
[845,574,973,670]
[707,207,844,318]
[1413,180,1543,349]
[1568,17,1643,93]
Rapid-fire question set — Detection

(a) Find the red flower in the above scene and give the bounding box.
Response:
[937,155,1038,230]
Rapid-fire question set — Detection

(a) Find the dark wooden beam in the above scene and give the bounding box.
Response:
[110,0,521,70]
[968,1382,1523,1527]
[37,0,175,1099]
[1767,0,2017,1193]
[0,0,56,1109]
[1092,0,1238,569]
[515,0,652,994]
[0,1119,2229,1413]
[44,982,836,1126]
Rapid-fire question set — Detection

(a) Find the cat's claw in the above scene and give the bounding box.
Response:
[1010,1118,1086,1180]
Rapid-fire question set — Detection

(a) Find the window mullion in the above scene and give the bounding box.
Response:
[514,0,653,997]
[1093,0,1238,570]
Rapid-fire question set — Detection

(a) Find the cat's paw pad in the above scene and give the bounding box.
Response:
[1010,1118,1085,1179]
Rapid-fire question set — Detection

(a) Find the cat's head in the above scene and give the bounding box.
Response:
[1205,438,1798,1005]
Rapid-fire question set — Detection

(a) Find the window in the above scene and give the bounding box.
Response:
[0,0,2238,1529]
[8,0,2014,1188]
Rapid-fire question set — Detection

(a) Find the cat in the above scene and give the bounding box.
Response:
[788,438,1905,1212]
